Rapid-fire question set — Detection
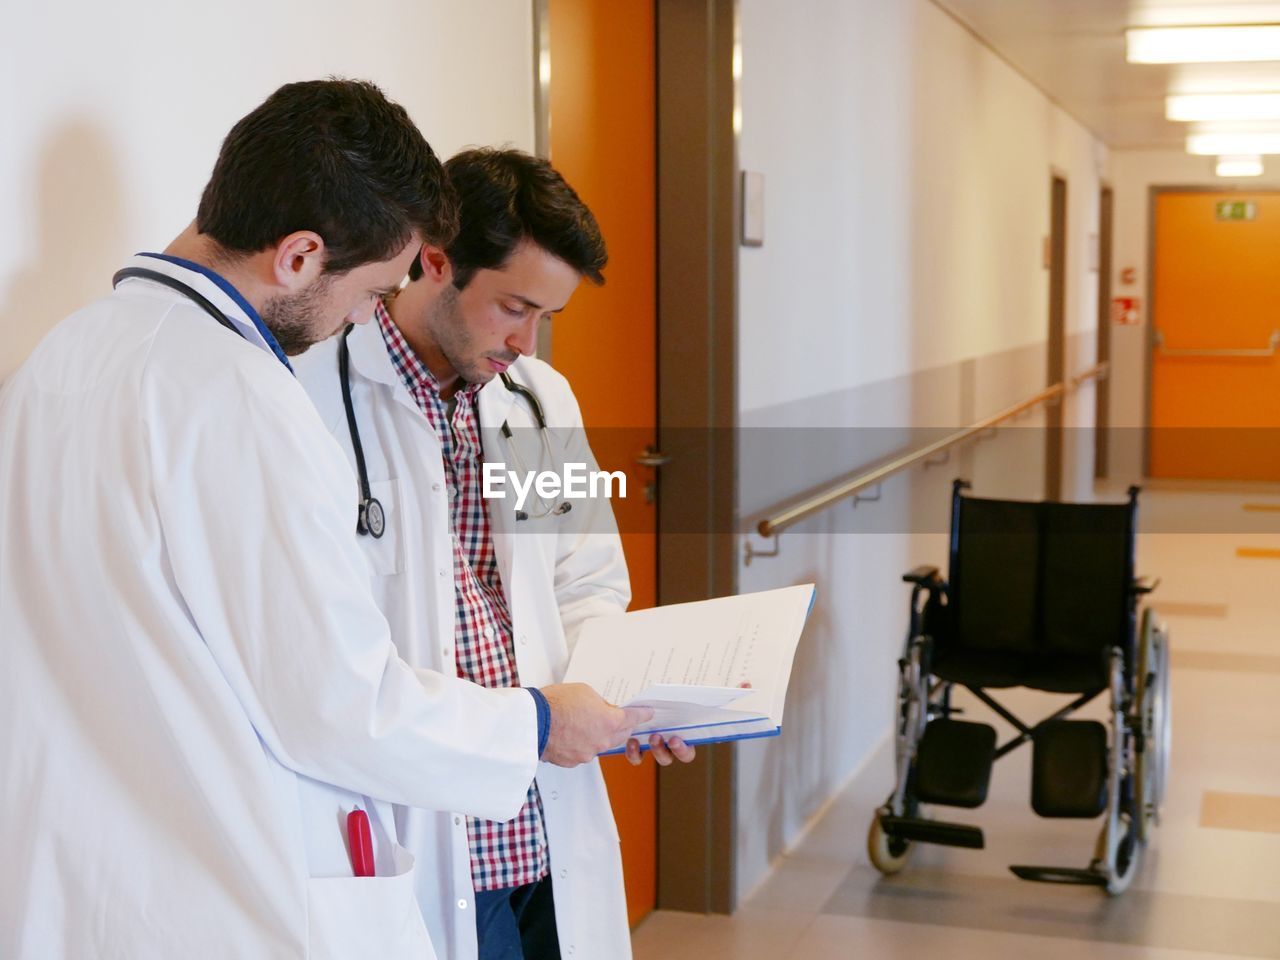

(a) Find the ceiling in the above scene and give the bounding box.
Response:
[932,0,1280,149]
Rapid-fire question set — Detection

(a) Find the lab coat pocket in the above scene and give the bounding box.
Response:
[306,843,435,960]
[361,479,404,576]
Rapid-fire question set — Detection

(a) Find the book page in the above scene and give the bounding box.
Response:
[564,584,815,727]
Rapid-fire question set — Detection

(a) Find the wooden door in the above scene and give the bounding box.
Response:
[1046,175,1067,499]
[546,0,659,925]
[1150,192,1280,480]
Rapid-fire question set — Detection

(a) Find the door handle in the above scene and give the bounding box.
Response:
[1154,328,1280,358]
[635,446,671,468]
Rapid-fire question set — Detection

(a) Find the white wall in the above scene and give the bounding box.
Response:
[0,0,535,381]
[1107,149,1280,481]
[735,0,1107,902]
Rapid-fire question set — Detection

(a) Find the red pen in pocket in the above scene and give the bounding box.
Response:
[347,807,376,877]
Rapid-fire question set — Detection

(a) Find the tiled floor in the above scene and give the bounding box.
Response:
[633,486,1280,959]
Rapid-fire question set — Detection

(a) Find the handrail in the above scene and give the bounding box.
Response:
[755,364,1109,539]
[1071,361,1109,389]
[1154,329,1280,359]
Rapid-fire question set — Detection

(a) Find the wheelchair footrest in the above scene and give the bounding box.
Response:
[1009,864,1107,886]
[914,719,998,808]
[1032,720,1108,818]
[881,816,985,849]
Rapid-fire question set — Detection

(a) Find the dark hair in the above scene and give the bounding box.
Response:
[407,148,606,287]
[197,78,458,275]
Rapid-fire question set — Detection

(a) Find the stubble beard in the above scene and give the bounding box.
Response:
[261,275,334,356]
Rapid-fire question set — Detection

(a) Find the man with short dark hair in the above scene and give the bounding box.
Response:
[0,83,646,960]
[296,147,695,960]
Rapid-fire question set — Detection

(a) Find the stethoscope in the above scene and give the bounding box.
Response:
[113,266,244,337]
[338,326,571,538]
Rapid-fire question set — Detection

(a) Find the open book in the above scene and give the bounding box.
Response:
[563,583,816,751]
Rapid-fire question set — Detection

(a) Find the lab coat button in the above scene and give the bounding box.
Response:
[457,899,468,910]
[559,868,568,880]
[519,634,528,645]
[432,482,442,493]
[438,568,448,579]
[550,790,558,801]
[443,646,452,658]
[454,816,462,826]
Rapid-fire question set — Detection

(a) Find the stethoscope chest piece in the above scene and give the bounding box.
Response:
[358,497,386,539]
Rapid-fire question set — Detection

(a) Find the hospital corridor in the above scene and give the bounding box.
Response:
[4,1,1280,959]
[633,486,1280,959]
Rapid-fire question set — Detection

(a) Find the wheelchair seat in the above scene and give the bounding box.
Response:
[931,649,1108,693]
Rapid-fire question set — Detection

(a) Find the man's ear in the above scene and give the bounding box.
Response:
[271,231,327,292]
[418,244,453,286]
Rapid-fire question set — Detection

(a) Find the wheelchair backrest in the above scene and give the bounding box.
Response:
[946,486,1137,661]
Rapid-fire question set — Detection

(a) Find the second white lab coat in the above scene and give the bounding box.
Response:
[295,318,633,960]
[0,257,541,959]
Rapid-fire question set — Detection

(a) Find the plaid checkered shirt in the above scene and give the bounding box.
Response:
[376,300,550,892]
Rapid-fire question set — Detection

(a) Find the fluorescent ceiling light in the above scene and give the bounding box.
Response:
[1216,154,1265,176]
[1189,130,1280,153]
[1168,92,1280,121]
[1127,25,1280,63]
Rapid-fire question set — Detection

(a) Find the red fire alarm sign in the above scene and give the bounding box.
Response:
[1111,297,1140,325]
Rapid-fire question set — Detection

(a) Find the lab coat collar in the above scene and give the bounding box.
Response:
[123,254,293,372]
[477,363,521,432]
[345,310,405,392]
[341,310,437,429]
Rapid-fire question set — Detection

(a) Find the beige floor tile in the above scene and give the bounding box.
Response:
[631,908,814,960]
[1201,791,1280,834]
[788,914,1258,960]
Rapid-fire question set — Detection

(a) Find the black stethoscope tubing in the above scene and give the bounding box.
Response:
[338,327,566,534]
[339,326,387,538]
[110,271,560,536]
[112,267,245,338]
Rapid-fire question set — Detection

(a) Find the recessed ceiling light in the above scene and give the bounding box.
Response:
[1188,131,1280,154]
[1216,154,1265,176]
[1168,92,1280,121]
[1127,25,1280,63]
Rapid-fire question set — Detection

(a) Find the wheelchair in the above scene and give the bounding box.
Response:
[867,480,1171,895]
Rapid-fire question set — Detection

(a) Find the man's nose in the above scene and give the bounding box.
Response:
[507,316,539,357]
[348,298,377,326]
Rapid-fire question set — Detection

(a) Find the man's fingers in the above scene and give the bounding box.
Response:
[669,736,696,763]
[625,738,643,765]
[619,705,654,732]
[648,733,674,766]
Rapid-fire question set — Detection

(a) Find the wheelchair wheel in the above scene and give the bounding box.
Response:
[1135,610,1172,844]
[1104,820,1140,896]
[1096,774,1142,895]
[867,809,911,875]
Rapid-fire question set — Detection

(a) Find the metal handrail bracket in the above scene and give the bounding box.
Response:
[1154,329,1280,359]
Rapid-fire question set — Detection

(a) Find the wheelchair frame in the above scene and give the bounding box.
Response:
[868,481,1172,895]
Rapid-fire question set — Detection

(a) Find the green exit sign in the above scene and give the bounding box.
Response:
[1216,200,1258,221]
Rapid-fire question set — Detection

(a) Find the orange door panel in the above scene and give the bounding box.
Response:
[1150,192,1280,480]
[547,0,658,926]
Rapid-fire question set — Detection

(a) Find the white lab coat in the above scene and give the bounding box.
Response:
[294,317,633,960]
[0,257,541,959]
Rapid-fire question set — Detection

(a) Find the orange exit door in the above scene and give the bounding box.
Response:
[546,0,659,926]
[1150,191,1280,481]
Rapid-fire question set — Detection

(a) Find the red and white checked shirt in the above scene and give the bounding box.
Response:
[377,300,549,892]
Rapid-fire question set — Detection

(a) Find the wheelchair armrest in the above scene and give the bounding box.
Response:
[903,565,942,587]
[1130,576,1161,596]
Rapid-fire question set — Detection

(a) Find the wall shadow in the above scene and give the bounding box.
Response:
[1,118,128,381]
